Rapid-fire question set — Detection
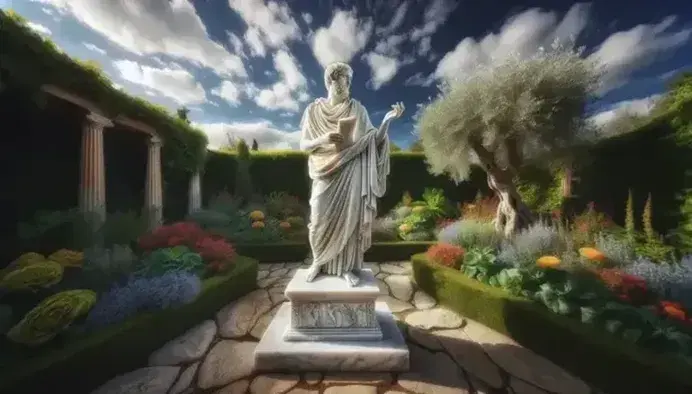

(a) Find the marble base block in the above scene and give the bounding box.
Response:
[254,301,409,372]
[284,268,382,341]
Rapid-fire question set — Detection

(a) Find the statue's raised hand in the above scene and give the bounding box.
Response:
[326,132,344,143]
[383,102,405,123]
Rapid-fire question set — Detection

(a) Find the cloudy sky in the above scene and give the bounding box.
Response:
[4,0,691,149]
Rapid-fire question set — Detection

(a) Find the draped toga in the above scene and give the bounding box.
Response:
[299,98,390,276]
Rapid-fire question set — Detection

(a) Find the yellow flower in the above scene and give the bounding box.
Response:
[399,223,412,233]
[412,206,427,214]
[252,221,265,229]
[579,247,606,263]
[249,210,265,221]
[536,255,561,269]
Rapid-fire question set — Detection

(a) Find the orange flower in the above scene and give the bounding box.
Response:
[661,301,687,321]
[399,223,412,233]
[279,221,291,230]
[251,221,265,229]
[536,255,561,269]
[579,247,606,262]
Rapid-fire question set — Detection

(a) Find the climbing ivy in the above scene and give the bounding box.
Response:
[0,10,208,173]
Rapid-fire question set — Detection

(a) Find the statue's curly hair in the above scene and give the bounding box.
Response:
[323,62,353,88]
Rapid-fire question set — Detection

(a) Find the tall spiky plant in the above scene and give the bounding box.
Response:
[642,193,655,243]
[624,189,635,243]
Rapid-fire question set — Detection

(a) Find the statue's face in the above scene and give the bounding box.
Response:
[327,71,351,102]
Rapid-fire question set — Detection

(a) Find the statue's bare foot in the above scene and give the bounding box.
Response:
[342,271,360,287]
[305,265,321,282]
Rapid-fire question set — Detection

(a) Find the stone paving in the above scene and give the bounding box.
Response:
[91,261,601,394]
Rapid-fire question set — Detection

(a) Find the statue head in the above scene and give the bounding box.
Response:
[324,62,352,103]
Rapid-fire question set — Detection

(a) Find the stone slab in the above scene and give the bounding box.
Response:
[286,300,381,341]
[255,301,409,372]
[285,269,379,302]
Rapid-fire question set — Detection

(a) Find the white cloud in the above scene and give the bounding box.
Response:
[410,0,456,41]
[375,1,409,36]
[659,66,690,81]
[404,72,435,87]
[588,16,692,93]
[302,12,313,25]
[372,34,407,57]
[311,9,373,67]
[113,60,207,105]
[227,31,245,57]
[417,36,432,56]
[589,94,662,127]
[83,42,106,55]
[33,0,246,78]
[26,22,51,36]
[363,53,411,90]
[252,50,310,112]
[228,0,301,57]
[196,120,300,150]
[211,81,242,106]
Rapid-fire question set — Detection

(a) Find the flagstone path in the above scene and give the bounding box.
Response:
[91,261,604,394]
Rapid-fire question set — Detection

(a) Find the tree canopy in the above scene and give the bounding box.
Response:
[416,42,601,183]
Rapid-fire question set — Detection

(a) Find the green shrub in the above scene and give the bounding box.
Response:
[437,219,503,250]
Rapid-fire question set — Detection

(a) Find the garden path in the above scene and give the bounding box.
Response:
[91,262,603,394]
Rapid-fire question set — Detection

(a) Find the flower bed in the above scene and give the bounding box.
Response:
[412,254,692,394]
[0,256,257,394]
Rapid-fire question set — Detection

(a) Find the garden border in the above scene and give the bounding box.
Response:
[0,256,258,394]
[235,241,435,263]
[411,254,692,394]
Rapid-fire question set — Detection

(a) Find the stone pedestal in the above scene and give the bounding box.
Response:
[254,269,409,372]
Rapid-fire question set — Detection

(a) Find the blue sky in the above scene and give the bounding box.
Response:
[4,0,692,149]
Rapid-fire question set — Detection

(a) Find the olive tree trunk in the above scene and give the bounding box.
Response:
[471,140,534,238]
[485,168,534,238]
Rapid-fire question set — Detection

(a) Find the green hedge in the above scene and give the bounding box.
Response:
[0,256,258,394]
[203,150,489,214]
[411,254,692,394]
[0,10,208,173]
[236,241,435,263]
[573,116,692,234]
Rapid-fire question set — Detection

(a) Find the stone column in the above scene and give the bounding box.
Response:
[188,170,202,214]
[79,112,112,224]
[145,135,163,229]
[562,165,573,198]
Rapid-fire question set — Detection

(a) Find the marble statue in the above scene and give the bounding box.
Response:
[299,62,405,287]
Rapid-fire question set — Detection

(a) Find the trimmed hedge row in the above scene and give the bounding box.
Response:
[235,241,436,263]
[0,256,258,394]
[203,150,490,215]
[411,254,692,394]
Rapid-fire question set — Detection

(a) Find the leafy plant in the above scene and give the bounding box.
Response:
[498,222,566,267]
[81,244,137,290]
[437,219,503,251]
[137,245,205,277]
[83,272,201,329]
[595,232,635,266]
[372,216,399,241]
[420,188,448,218]
[264,191,305,219]
[459,196,498,222]
[461,247,507,284]
[625,189,636,243]
[187,209,232,229]
[426,243,465,269]
[570,202,616,247]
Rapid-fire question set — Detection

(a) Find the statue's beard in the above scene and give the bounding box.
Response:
[328,84,349,103]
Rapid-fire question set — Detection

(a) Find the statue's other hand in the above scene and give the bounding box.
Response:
[384,102,405,122]
[327,132,344,143]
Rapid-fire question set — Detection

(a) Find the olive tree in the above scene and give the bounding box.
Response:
[416,43,601,237]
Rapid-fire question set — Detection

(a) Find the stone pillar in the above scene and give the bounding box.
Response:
[562,165,573,198]
[188,170,202,213]
[145,135,163,229]
[79,112,112,224]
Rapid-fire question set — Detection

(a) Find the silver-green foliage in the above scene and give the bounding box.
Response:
[416,41,601,182]
[437,219,502,250]
[498,221,566,266]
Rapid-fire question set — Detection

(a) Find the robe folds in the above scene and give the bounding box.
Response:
[299,98,390,276]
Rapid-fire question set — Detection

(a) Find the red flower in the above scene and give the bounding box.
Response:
[427,243,465,268]
[660,301,687,321]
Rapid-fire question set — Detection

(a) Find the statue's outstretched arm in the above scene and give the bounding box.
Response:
[375,118,391,143]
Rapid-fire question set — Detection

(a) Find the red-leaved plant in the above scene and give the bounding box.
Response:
[596,268,651,305]
[427,243,465,269]
[138,222,237,269]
